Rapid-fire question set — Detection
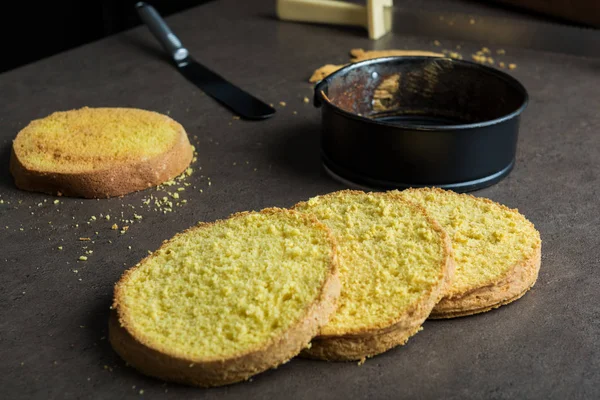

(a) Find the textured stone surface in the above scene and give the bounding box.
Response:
[0,0,598,399]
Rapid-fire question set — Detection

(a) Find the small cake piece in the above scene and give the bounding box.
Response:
[109,208,340,387]
[348,48,444,62]
[309,64,348,83]
[293,190,453,361]
[10,107,193,198]
[397,188,542,318]
[308,49,444,83]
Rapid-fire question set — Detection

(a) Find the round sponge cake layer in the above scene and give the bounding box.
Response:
[110,208,340,387]
[14,107,180,173]
[10,107,193,198]
[293,190,453,360]
[398,188,542,318]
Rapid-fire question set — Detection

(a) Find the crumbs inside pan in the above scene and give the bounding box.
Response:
[323,59,464,122]
[322,58,521,124]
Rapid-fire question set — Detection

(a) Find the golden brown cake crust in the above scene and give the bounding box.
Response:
[109,208,341,387]
[9,109,193,198]
[294,190,455,361]
[398,187,542,319]
[429,245,541,319]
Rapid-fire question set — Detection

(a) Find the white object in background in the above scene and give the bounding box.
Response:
[276,0,393,40]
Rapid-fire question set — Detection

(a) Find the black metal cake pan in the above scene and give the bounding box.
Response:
[313,56,529,192]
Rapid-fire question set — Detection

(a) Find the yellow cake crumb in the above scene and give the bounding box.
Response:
[397,188,540,297]
[295,191,446,335]
[115,209,335,359]
[12,107,183,173]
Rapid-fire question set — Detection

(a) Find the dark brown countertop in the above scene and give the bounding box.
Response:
[1,1,599,399]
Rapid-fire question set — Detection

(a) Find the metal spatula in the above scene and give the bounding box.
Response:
[136,2,276,120]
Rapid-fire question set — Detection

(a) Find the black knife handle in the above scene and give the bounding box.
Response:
[135,2,189,62]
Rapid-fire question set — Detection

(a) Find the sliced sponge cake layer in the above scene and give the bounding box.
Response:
[397,188,541,318]
[10,107,193,198]
[293,190,453,361]
[109,208,340,387]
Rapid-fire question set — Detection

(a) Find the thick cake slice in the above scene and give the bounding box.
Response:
[293,190,453,361]
[109,208,340,387]
[397,188,542,318]
[10,107,193,198]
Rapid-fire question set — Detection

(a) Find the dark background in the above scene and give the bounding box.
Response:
[1,0,209,74]
[1,0,596,75]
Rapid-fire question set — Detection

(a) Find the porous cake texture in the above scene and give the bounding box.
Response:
[110,208,340,387]
[294,190,453,361]
[397,188,541,318]
[10,107,193,198]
